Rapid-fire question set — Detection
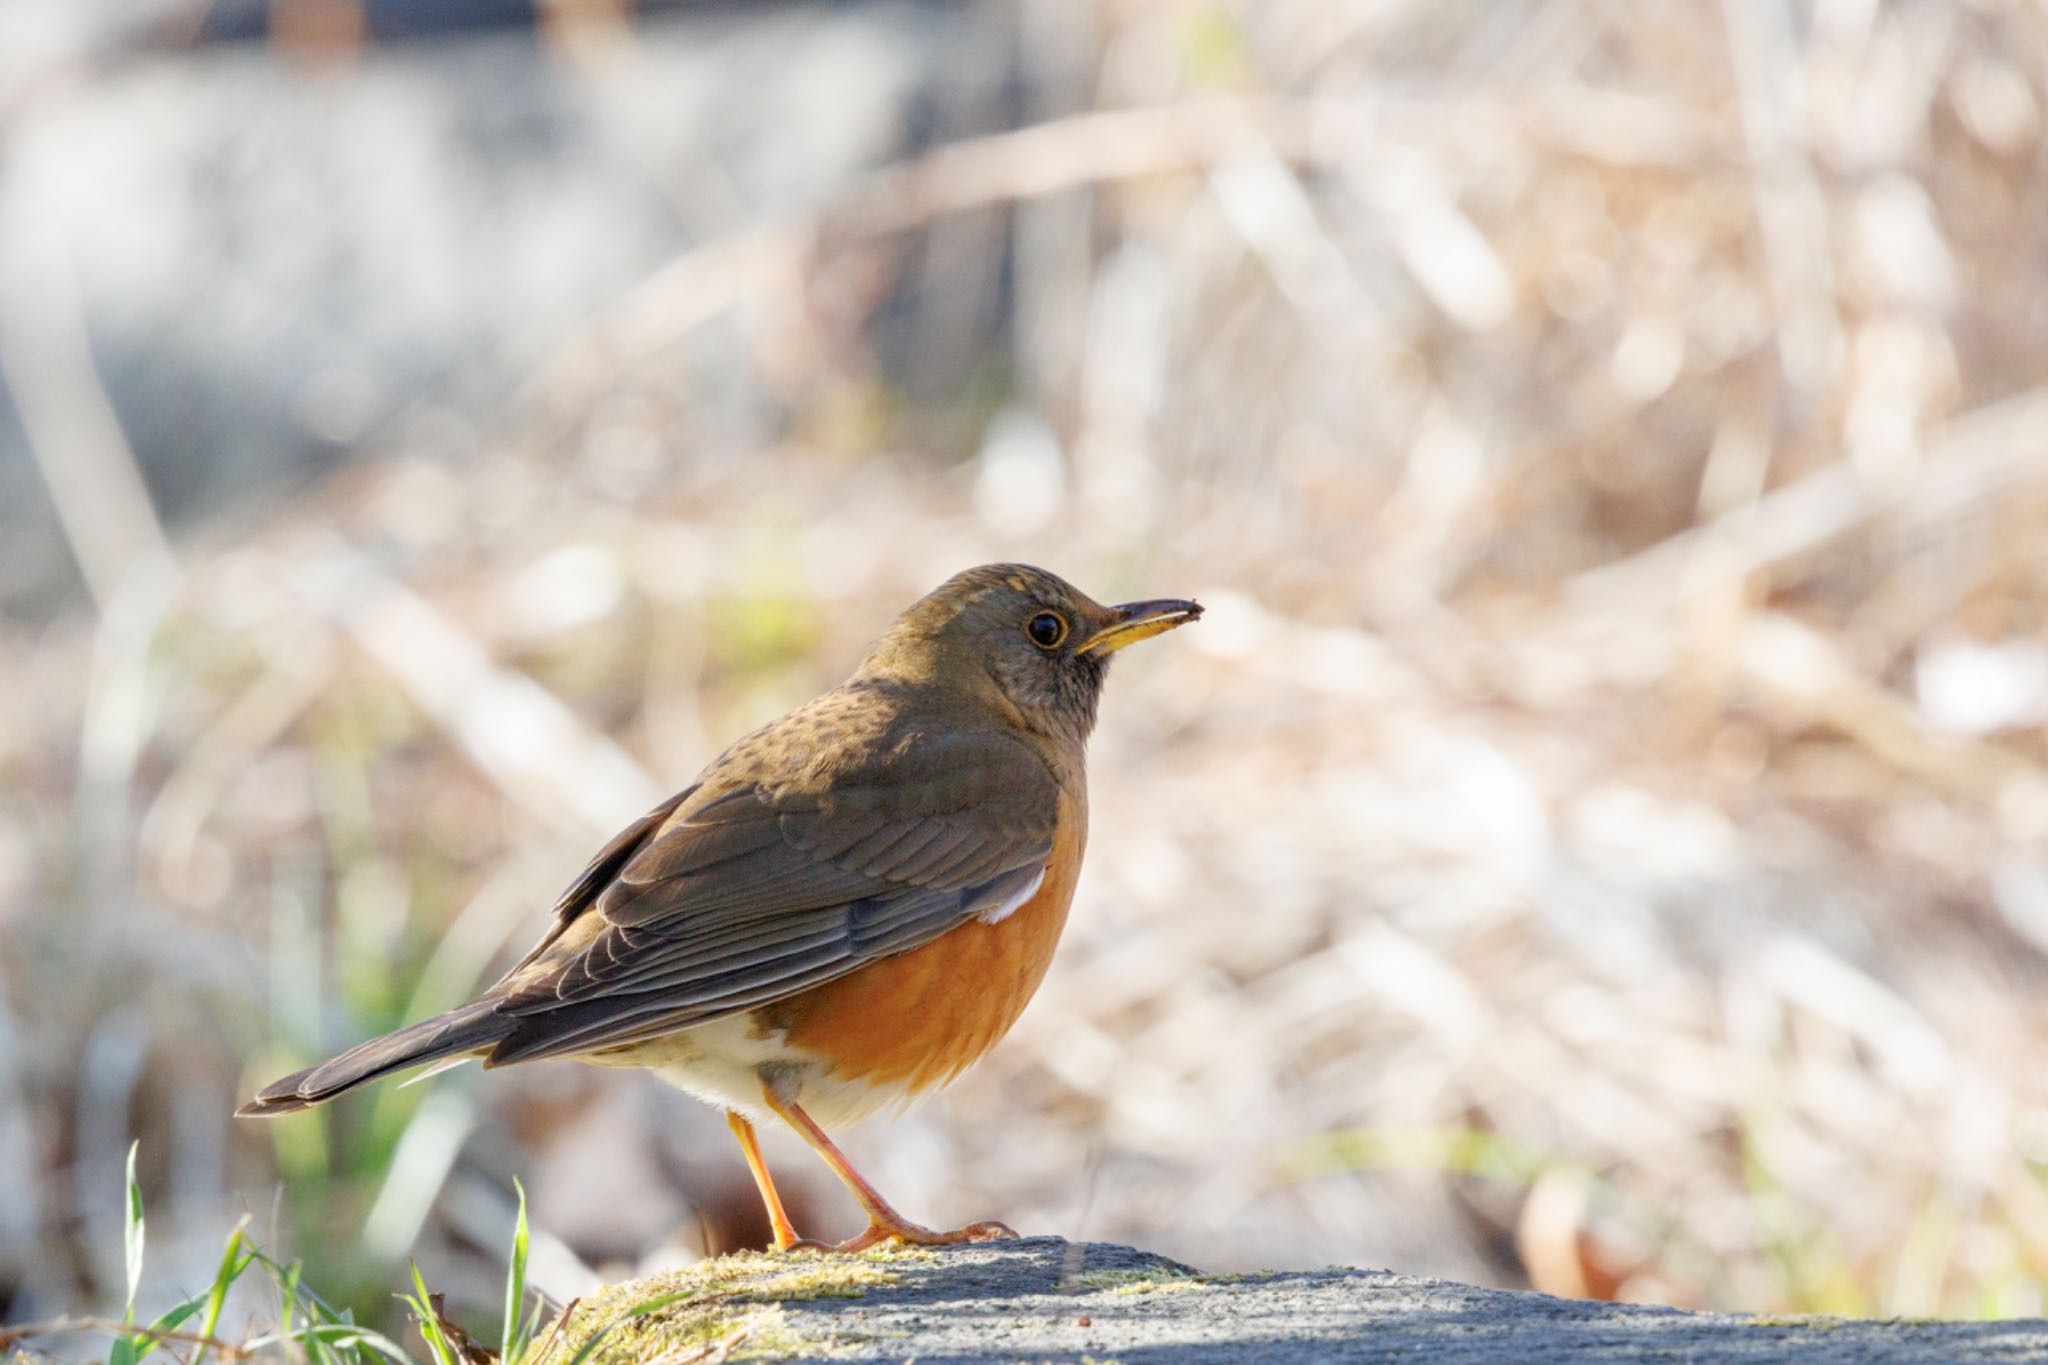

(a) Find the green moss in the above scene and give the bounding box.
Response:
[1061,1267,1204,1296]
[1745,1315,1850,1331]
[849,1244,943,1265]
[749,1260,899,1302]
[532,1251,901,1365]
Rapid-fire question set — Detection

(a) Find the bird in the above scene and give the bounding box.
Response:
[239,563,1201,1252]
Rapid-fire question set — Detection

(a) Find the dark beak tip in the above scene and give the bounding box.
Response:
[1117,597,1203,622]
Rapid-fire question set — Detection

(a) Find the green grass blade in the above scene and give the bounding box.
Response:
[521,1297,549,1356]
[121,1140,145,1322]
[248,1247,331,1317]
[196,1225,253,1359]
[279,1258,313,1361]
[243,1321,421,1364]
[149,1297,206,1333]
[108,1140,148,1365]
[107,1292,203,1365]
[224,1239,424,1363]
[404,1263,456,1365]
[559,1288,704,1365]
[501,1179,531,1365]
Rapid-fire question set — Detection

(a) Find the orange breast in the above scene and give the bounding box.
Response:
[776,790,1087,1096]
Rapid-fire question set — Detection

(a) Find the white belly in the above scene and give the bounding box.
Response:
[594,1013,921,1129]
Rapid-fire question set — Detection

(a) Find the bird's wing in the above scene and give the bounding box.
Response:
[488,784,698,989]
[482,724,1059,1065]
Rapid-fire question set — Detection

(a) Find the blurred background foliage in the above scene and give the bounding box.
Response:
[7,0,2048,1351]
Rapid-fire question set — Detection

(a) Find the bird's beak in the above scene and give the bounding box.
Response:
[1075,598,1204,656]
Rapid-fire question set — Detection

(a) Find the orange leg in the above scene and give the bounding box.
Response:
[726,1110,802,1251]
[759,1086,1016,1252]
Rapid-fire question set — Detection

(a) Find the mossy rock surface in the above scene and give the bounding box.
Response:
[530,1237,2048,1363]
[529,1247,921,1363]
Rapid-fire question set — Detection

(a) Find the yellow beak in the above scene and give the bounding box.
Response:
[1075,598,1204,656]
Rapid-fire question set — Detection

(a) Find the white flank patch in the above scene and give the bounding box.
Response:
[978,867,1046,926]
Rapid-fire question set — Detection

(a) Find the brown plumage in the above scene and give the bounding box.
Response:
[240,563,1200,1251]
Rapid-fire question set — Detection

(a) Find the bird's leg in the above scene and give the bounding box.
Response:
[726,1110,803,1251]
[759,1088,1016,1252]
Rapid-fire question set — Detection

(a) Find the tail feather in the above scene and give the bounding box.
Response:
[238,1000,514,1117]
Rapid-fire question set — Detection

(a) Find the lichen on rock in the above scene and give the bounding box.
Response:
[530,1249,904,1364]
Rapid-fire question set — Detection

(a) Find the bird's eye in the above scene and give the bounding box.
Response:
[1025,610,1069,650]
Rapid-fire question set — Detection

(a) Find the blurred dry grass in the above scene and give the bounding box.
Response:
[8,0,2048,1346]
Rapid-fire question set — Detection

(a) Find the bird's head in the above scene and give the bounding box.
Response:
[858,563,1201,747]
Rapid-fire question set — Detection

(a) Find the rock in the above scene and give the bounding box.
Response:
[528,1236,2048,1363]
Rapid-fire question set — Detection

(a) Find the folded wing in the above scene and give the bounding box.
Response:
[484,726,1058,1065]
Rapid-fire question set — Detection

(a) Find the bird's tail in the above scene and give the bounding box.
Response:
[237,999,514,1116]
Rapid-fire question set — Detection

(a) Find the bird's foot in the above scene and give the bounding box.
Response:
[786,1217,1017,1254]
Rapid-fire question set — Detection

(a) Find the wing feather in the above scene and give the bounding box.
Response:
[483,712,1058,1066]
